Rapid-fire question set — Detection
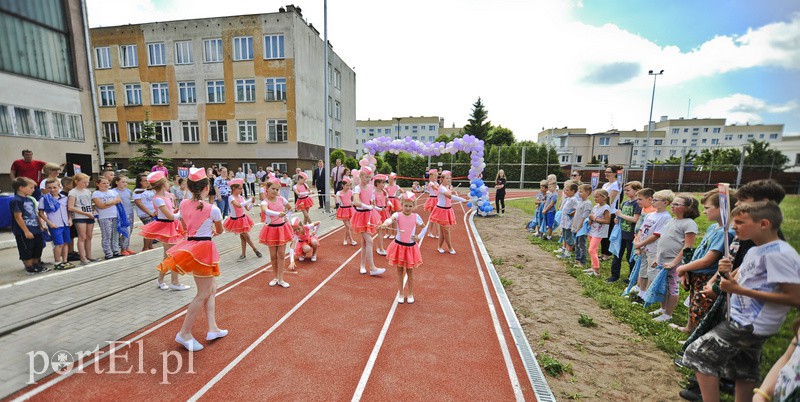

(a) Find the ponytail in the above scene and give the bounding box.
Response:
[187,177,209,210]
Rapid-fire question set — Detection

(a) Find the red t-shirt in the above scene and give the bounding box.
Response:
[11,159,46,182]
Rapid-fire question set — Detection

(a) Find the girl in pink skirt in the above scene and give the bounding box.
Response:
[385,173,402,239]
[373,174,391,255]
[293,172,313,224]
[140,171,189,291]
[349,166,385,276]
[381,191,424,304]
[429,171,466,255]
[287,217,320,270]
[335,177,356,246]
[424,169,440,239]
[259,178,294,288]
[223,178,261,261]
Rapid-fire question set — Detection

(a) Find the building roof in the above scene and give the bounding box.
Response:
[357,116,440,126]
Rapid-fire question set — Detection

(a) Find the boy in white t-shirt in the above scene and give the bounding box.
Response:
[633,189,673,296]
[683,201,800,402]
[556,181,578,259]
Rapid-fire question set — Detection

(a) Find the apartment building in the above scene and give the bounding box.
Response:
[537,128,637,166]
[0,0,99,189]
[90,6,355,175]
[355,116,444,156]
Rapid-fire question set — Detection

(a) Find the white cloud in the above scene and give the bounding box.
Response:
[693,94,799,125]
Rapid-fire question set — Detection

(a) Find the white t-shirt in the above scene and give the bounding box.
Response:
[602,181,622,212]
[133,189,155,217]
[639,211,671,254]
[559,196,577,229]
[68,188,94,219]
[589,204,612,238]
[194,205,223,237]
[38,193,69,227]
[92,190,119,219]
[731,240,800,336]
[152,196,172,219]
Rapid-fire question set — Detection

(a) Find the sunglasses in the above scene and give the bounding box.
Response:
[671,203,687,207]
[652,198,665,202]
[571,174,579,177]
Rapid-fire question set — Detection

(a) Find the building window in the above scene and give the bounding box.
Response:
[334,131,341,148]
[268,119,288,142]
[103,122,119,143]
[738,134,743,139]
[233,36,254,61]
[153,121,172,143]
[597,154,608,164]
[703,128,708,132]
[237,120,257,142]
[33,110,48,137]
[560,155,569,163]
[119,45,138,67]
[151,82,169,105]
[334,100,341,120]
[147,43,166,66]
[0,105,11,135]
[429,136,435,141]
[13,107,34,135]
[412,136,417,140]
[334,68,341,89]
[670,139,678,145]
[68,115,83,139]
[235,79,256,102]
[747,134,754,139]
[670,150,676,156]
[702,139,707,144]
[178,81,196,104]
[127,122,143,142]
[599,137,610,146]
[770,133,779,140]
[124,84,142,105]
[575,155,582,163]
[633,150,638,155]
[711,139,719,144]
[95,47,111,69]
[683,128,689,133]
[271,162,288,173]
[265,77,286,101]
[206,80,225,103]
[181,121,199,143]
[328,97,333,117]
[713,128,721,133]
[203,38,223,63]
[175,41,193,64]
[52,113,69,138]
[654,150,661,156]
[759,134,765,139]
[671,128,679,134]
[209,120,228,143]
[796,154,800,166]
[263,34,285,59]
[99,85,115,106]
[725,134,733,141]
[654,139,663,145]
[429,125,436,131]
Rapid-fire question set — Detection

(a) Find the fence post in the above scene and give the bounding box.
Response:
[520,146,526,189]
[736,147,745,187]
[769,154,775,180]
[678,147,686,192]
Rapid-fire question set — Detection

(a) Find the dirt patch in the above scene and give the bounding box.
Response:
[475,206,683,401]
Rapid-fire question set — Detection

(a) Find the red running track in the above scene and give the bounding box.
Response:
[10,194,539,401]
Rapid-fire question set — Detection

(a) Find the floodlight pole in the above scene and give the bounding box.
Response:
[323,0,331,213]
[641,69,664,186]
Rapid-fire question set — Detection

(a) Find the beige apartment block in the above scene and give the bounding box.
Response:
[90,6,355,175]
[356,116,446,156]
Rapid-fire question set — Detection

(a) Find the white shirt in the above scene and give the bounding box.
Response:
[92,190,119,219]
[133,189,155,217]
[194,205,223,237]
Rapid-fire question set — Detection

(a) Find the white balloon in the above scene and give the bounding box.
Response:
[477,200,484,206]
[480,211,487,217]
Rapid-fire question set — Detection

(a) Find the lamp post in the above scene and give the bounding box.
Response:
[641,69,664,185]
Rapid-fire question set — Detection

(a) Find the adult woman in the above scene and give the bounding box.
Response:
[206,168,217,204]
[495,169,507,215]
[600,165,622,260]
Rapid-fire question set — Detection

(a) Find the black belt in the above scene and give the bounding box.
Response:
[394,239,416,247]
[229,215,241,220]
[339,205,351,208]
[298,196,308,199]
[354,208,370,212]
[436,205,452,209]
[268,222,286,227]
[155,218,174,222]
[188,236,211,241]
[388,196,396,198]
[377,205,386,208]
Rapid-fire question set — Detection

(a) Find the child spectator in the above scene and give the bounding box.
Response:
[585,189,611,276]
[556,181,578,260]
[542,182,560,240]
[411,181,422,193]
[68,173,96,265]
[633,189,673,295]
[531,180,548,235]
[571,184,593,268]
[601,165,622,260]
[60,176,79,261]
[608,181,643,283]
[38,178,74,270]
[39,163,61,195]
[12,177,48,274]
[684,201,800,402]
[650,193,700,322]
[628,188,654,302]
[133,173,156,251]
[112,175,136,256]
[92,176,121,259]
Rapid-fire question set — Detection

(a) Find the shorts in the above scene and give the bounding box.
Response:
[16,233,44,261]
[666,267,679,296]
[645,252,660,281]
[50,226,71,246]
[138,215,154,225]
[638,251,650,279]
[562,228,575,246]
[545,210,556,228]
[682,320,767,383]
[74,218,95,225]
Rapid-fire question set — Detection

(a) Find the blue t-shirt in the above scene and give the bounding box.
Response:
[10,194,41,236]
[690,223,734,275]
[544,192,559,214]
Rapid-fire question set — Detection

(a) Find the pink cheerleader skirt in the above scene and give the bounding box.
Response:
[223,214,254,234]
[158,237,220,277]
[350,208,378,235]
[295,196,314,211]
[258,222,294,246]
[423,196,437,212]
[140,219,185,244]
[294,236,319,256]
[372,207,390,223]
[429,205,456,226]
[388,197,401,212]
[387,239,422,269]
[336,205,353,221]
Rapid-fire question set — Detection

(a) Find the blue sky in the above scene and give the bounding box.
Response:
[87,0,800,139]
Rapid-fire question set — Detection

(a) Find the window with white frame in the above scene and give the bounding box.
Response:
[747,134,754,139]
[575,155,583,163]
[119,45,138,67]
[14,107,34,135]
[759,134,765,139]
[334,68,341,89]
[151,82,169,105]
[103,122,119,143]
[671,128,679,134]
[334,100,341,120]
[271,162,288,173]
[599,137,610,146]
[235,79,256,102]
[206,80,225,103]
[53,113,69,138]
[178,81,196,104]
[181,121,199,143]
[654,139,663,145]
[684,128,689,133]
[209,120,228,143]
[597,154,608,164]
[327,97,333,117]
[127,122,143,143]
[203,38,223,62]
[153,121,172,143]
[237,120,257,142]
[68,115,83,139]
[124,84,142,105]
[147,43,166,66]
[334,131,341,148]
[633,150,638,155]
[34,111,48,137]
[264,34,285,59]
[770,133,779,139]
[711,139,719,144]
[175,41,193,64]
[268,119,287,142]
[0,105,12,135]
[95,47,111,69]
[725,134,733,141]
[99,85,115,106]
[561,155,569,163]
[670,150,676,156]
[713,128,721,133]
[670,139,678,145]
[703,128,708,132]
[654,150,661,156]
[328,63,332,84]
[233,36,254,61]
[265,77,286,101]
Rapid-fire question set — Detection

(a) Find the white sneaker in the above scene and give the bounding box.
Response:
[311,255,317,262]
[176,334,203,352]
[383,234,390,239]
[360,266,367,274]
[206,329,229,341]
[298,256,305,261]
[343,240,348,245]
[649,308,666,316]
[553,248,564,254]
[406,295,415,304]
[582,268,594,273]
[269,278,279,286]
[396,294,404,304]
[156,280,169,290]
[279,280,290,288]
[169,283,191,291]
[369,267,386,276]
[449,249,456,255]
[438,248,445,254]
[653,314,672,323]
[351,240,358,246]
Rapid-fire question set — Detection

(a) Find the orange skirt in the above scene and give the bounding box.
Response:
[223,214,254,234]
[157,239,220,277]
[350,209,378,235]
[372,208,390,224]
[294,236,319,256]
[295,196,314,211]
[429,206,457,226]
[388,197,401,212]
[387,240,422,269]
[258,222,294,246]
[336,205,353,221]
[423,196,437,212]
[141,220,185,244]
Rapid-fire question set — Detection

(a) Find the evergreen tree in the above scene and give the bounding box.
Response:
[744,140,789,172]
[128,115,171,175]
[463,97,492,141]
[486,125,515,146]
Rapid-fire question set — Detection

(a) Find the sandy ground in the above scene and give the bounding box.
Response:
[475,206,683,401]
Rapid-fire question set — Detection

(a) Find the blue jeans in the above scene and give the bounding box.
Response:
[574,235,588,265]
[216,195,230,218]
[98,217,119,258]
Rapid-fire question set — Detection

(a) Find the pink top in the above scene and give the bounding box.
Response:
[294,183,309,197]
[228,195,245,218]
[337,190,352,207]
[265,196,289,225]
[394,212,423,243]
[297,224,315,242]
[386,184,400,198]
[180,200,213,237]
[374,188,388,208]
[153,195,175,219]
[353,183,374,209]
[427,180,439,196]
[436,186,453,208]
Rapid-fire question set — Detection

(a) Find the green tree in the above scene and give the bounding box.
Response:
[744,140,789,172]
[434,133,454,143]
[127,116,171,175]
[695,148,741,171]
[344,156,359,170]
[486,125,515,146]
[330,149,346,165]
[397,153,427,187]
[381,151,397,172]
[462,97,492,141]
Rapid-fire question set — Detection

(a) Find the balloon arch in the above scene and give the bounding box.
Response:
[360,135,494,216]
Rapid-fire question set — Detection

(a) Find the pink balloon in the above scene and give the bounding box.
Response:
[359,159,369,167]
[369,156,377,165]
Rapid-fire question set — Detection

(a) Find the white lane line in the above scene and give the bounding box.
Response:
[188,243,365,401]
[13,226,343,402]
[463,209,524,401]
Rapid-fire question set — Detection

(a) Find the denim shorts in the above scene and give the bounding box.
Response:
[682,320,767,383]
[545,211,556,228]
[49,226,71,246]
[562,228,575,246]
